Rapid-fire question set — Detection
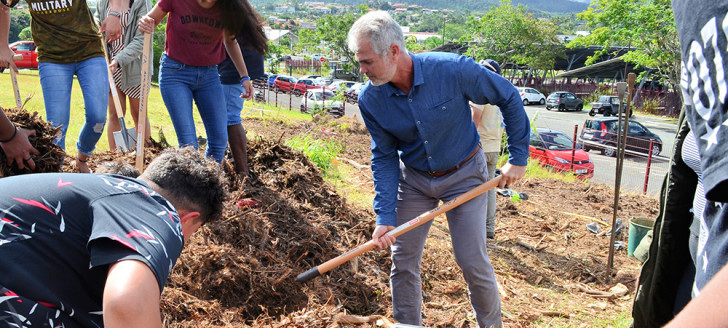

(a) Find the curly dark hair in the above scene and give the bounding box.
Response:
[140,147,228,223]
[95,160,140,178]
[220,0,268,55]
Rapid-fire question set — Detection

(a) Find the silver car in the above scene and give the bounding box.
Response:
[516,87,546,106]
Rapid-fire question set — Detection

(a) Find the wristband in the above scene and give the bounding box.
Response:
[0,126,18,143]
[240,75,250,85]
[108,10,121,18]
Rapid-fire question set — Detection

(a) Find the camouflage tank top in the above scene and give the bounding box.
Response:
[26,0,104,63]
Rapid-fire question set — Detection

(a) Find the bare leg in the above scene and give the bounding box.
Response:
[75,152,91,173]
[227,123,249,176]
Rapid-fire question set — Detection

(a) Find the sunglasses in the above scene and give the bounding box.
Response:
[1,0,20,8]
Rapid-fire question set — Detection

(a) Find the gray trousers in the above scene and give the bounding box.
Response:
[391,151,502,328]
[484,152,499,235]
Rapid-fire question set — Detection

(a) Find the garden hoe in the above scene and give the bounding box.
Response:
[136,33,152,171]
[10,54,23,108]
[101,37,136,152]
[296,175,502,283]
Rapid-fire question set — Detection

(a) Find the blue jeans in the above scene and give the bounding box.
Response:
[159,53,227,162]
[222,83,245,126]
[39,56,108,155]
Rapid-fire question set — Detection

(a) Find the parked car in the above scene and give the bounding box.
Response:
[529,128,594,179]
[578,117,663,157]
[345,82,365,103]
[589,95,631,117]
[299,74,322,80]
[328,80,356,93]
[329,68,357,81]
[300,89,343,117]
[517,87,546,106]
[292,78,325,96]
[272,75,298,93]
[1,41,38,73]
[545,91,584,111]
[266,74,279,88]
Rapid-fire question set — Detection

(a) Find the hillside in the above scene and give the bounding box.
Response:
[257,0,590,13]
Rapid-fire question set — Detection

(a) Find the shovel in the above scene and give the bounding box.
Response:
[10,54,23,108]
[101,37,136,152]
[296,175,502,283]
[136,33,152,171]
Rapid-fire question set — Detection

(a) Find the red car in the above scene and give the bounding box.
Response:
[292,78,326,96]
[1,41,38,73]
[271,75,298,93]
[529,128,594,179]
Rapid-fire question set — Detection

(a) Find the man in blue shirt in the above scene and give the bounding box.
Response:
[348,11,530,328]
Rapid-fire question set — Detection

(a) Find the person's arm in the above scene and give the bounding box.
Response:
[110,0,151,72]
[0,110,38,170]
[664,263,728,328]
[462,57,529,188]
[138,3,166,35]
[0,6,16,72]
[100,0,123,42]
[470,103,483,130]
[223,31,253,100]
[103,259,162,328]
[358,97,399,249]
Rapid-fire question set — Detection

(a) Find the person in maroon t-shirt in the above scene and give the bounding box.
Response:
[138,0,262,163]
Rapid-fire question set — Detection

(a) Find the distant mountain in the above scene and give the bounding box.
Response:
[285,0,590,14]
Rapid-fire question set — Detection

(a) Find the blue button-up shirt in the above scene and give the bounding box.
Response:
[358,52,530,226]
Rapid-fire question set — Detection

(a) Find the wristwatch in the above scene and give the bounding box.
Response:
[108,10,121,18]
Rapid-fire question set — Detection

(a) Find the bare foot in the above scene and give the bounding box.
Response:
[75,154,92,173]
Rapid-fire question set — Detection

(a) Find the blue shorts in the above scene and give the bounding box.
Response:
[222,83,245,126]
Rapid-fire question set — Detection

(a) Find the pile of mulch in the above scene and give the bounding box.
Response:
[0,106,65,177]
[160,138,391,327]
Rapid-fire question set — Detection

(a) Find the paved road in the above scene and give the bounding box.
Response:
[257,88,678,197]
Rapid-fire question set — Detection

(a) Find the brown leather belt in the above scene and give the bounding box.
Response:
[427,146,481,177]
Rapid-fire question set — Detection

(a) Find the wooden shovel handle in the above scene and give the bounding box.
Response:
[136,33,152,171]
[296,175,502,282]
[10,54,23,108]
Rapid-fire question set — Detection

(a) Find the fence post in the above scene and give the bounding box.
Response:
[275,88,278,107]
[643,139,654,195]
[571,124,578,172]
[342,97,346,117]
[289,89,293,111]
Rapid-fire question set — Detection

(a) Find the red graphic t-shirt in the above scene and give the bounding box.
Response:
[159,0,226,66]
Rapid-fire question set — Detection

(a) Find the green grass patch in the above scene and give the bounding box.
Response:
[285,133,342,173]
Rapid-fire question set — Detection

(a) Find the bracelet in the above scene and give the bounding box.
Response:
[0,126,18,143]
[240,75,250,85]
[108,10,121,18]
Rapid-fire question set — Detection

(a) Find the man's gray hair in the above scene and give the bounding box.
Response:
[348,10,407,57]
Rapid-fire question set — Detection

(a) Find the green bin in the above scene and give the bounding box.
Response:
[628,217,655,258]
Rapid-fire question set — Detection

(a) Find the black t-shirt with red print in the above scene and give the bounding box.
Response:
[0,173,184,327]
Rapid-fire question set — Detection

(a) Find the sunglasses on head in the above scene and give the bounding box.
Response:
[1,0,20,8]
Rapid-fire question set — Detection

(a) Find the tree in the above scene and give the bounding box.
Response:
[298,5,367,77]
[567,0,680,92]
[464,0,563,73]
[18,26,31,41]
[9,10,31,43]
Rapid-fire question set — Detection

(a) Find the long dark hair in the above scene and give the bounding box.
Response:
[220,0,268,55]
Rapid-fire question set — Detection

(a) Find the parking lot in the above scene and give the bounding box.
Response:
[252,83,676,197]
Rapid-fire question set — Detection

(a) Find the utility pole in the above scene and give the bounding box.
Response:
[441,14,447,46]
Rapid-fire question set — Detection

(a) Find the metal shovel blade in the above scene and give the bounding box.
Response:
[113,126,136,152]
